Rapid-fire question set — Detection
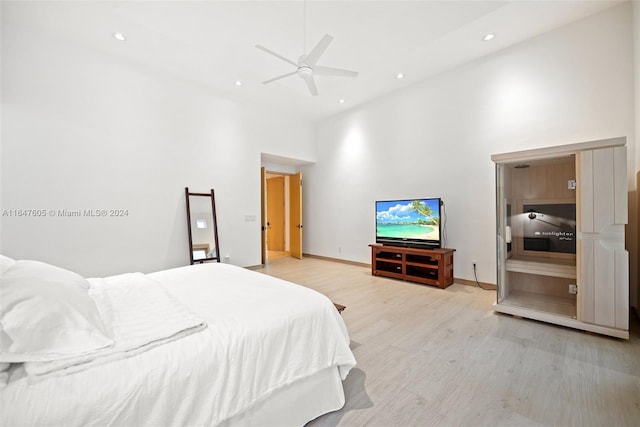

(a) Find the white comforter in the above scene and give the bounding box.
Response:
[0,263,356,426]
[24,273,207,379]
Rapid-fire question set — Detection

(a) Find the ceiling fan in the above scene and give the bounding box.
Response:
[256,33,358,96]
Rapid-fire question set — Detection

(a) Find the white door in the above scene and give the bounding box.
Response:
[578,146,628,330]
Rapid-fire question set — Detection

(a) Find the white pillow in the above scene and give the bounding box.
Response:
[0,260,114,362]
[0,362,9,388]
[0,255,16,276]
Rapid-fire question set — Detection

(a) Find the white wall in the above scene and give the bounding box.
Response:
[304,4,636,293]
[636,1,640,172]
[0,20,315,276]
[634,0,640,311]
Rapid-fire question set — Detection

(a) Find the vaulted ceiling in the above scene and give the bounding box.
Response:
[3,0,623,121]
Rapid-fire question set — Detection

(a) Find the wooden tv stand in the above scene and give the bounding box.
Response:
[369,244,455,289]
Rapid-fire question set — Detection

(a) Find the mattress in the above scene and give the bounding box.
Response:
[0,262,356,426]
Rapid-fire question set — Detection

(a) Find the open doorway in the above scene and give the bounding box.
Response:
[266,173,289,259]
[260,167,303,264]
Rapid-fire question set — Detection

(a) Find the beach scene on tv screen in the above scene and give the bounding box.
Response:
[376,199,440,240]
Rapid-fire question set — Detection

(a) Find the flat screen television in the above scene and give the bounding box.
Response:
[376,198,442,249]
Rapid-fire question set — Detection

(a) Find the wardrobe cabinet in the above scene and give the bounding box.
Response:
[492,138,629,339]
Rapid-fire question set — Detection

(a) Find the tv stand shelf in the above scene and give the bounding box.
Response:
[369,244,455,288]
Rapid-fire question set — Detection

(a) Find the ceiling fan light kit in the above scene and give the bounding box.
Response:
[256,33,358,96]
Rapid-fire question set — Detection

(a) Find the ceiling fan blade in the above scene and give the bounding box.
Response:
[255,45,299,68]
[303,34,333,66]
[262,71,298,85]
[313,65,358,78]
[300,73,318,96]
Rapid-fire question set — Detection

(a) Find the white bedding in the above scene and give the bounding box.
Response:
[24,273,206,379]
[0,263,356,426]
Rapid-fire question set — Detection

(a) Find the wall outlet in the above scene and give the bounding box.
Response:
[338,246,342,254]
[472,260,477,268]
[568,284,577,294]
[224,255,231,263]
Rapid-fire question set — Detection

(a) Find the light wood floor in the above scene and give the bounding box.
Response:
[267,250,290,259]
[256,256,640,427]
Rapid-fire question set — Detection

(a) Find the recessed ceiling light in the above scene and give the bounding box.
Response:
[482,33,495,41]
[235,80,243,86]
[396,73,404,79]
[339,99,345,104]
[112,32,127,42]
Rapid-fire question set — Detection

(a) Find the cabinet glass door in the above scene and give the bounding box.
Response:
[496,163,508,305]
[495,157,577,318]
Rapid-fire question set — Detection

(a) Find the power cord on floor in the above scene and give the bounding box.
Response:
[473,263,492,291]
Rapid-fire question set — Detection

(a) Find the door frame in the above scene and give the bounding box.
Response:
[261,169,302,263]
[289,172,302,259]
[266,175,286,251]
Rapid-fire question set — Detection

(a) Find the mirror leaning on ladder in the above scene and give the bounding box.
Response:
[185,187,220,264]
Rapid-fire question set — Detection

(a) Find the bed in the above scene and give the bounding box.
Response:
[0,256,356,426]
